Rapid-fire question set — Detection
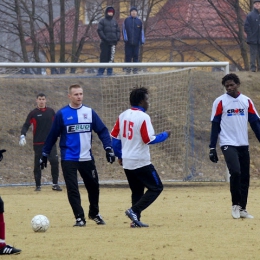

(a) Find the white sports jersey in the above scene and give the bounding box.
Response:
[211,93,259,147]
[110,108,156,169]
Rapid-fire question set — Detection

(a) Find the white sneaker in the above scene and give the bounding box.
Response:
[231,205,241,219]
[240,209,254,219]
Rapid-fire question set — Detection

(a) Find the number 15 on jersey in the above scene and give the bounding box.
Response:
[123,120,134,140]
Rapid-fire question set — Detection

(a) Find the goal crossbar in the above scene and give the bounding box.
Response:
[0,62,230,74]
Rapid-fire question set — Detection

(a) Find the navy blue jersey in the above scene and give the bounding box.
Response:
[43,104,112,161]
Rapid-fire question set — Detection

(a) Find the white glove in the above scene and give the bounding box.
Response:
[19,135,26,146]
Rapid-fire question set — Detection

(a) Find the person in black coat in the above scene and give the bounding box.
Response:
[244,0,260,72]
[97,6,120,76]
[122,7,145,74]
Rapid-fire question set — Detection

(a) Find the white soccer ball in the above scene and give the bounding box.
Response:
[31,215,50,232]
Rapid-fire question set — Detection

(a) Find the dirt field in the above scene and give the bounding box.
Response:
[1,181,260,260]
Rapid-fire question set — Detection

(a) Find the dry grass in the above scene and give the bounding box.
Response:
[0,70,260,185]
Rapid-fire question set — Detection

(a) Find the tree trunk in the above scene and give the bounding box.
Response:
[14,0,29,65]
[60,0,66,73]
[47,0,56,74]
[70,0,81,73]
[234,0,249,70]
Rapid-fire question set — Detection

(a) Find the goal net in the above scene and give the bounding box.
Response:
[0,62,228,186]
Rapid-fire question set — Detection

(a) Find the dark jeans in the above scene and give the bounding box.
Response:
[97,42,114,75]
[125,43,140,74]
[61,160,100,219]
[221,145,250,210]
[124,164,163,220]
[33,144,59,187]
[249,44,260,71]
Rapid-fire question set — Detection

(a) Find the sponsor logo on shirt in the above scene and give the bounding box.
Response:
[227,108,244,116]
[67,116,73,120]
[67,124,91,133]
[37,114,42,116]
[83,114,87,119]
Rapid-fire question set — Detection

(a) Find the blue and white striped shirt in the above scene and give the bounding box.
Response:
[43,104,111,161]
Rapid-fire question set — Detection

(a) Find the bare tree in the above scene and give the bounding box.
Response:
[207,0,249,70]
[143,0,249,70]
[0,0,250,71]
[14,0,30,63]
[60,0,66,63]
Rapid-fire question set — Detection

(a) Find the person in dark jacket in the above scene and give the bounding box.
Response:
[97,6,120,76]
[19,93,62,192]
[122,7,145,74]
[244,0,260,72]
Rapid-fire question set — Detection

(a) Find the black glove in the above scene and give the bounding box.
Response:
[39,155,47,169]
[0,149,6,162]
[209,148,218,163]
[106,148,115,164]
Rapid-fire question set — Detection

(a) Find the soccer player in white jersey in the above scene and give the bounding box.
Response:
[111,87,171,227]
[209,73,260,219]
[41,84,115,227]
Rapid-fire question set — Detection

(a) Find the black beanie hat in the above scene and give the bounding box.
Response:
[130,7,138,13]
[107,7,115,14]
[254,0,260,3]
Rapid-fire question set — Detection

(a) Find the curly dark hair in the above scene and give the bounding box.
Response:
[129,87,148,106]
[221,73,240,86]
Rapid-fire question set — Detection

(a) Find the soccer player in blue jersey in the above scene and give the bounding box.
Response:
[209,73,260,219]
[40,84,115,226]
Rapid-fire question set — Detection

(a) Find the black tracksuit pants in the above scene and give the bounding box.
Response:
[61,160,99,219]
[125,43,140,74]
[124,164,163,220]
[221,145,250,210]
[33,144,59,187]
[97,41,114,75]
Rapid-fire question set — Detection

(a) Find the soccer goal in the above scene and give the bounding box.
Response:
[0,62,229,186]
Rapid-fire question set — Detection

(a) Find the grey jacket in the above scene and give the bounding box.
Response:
[244,8,260,44]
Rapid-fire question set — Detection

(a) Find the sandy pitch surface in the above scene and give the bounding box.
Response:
[1,181,260,260]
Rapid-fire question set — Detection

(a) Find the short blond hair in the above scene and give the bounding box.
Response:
[68,84,82,94]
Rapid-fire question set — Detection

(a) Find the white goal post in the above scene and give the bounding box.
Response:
[0,61,229,73]
[0,62,229,186]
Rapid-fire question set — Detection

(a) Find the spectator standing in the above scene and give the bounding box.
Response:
[122,7,145,74]
[244,0,260,72]
[19,93,62,192]
[97,6,120,76]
